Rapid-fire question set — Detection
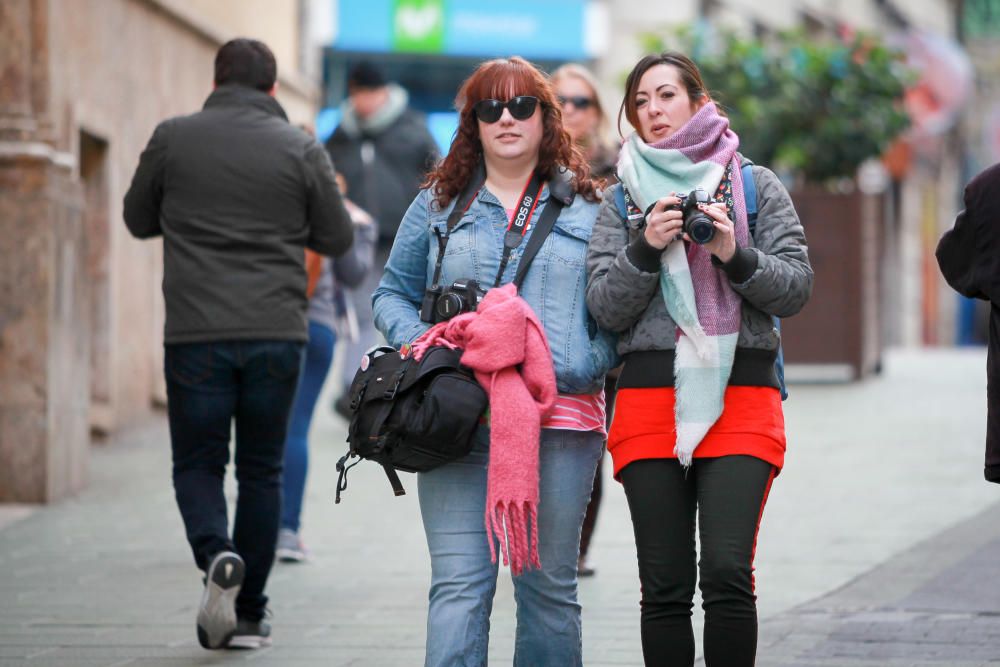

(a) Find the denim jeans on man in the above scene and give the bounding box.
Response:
[165,340,304,622]
[418,426,603,667]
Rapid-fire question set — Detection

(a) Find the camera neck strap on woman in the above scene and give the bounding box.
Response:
[495,172,545,287]
[430,169,562,292]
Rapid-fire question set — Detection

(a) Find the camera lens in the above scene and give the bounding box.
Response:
[434,292,466,320]
[685,212,716,244]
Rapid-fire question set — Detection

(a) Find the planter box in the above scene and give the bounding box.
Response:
[779,188,884,382]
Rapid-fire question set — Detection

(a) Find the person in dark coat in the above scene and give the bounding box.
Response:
[325,61,440,415]
[123,38,353,650]
[937,162,1000,484]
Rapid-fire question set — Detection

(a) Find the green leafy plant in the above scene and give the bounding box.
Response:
[642,26,913,183]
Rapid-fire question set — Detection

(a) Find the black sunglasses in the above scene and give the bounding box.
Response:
[473,96,539,123]
[558,95,595,110]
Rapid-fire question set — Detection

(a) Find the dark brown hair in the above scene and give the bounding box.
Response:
[214,38,277,92]
[618,52,714,138]
[423,57,599,208]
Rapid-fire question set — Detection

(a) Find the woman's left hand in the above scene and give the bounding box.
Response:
[687,202,737,263]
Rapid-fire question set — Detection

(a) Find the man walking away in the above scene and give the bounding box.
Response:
[937,162,1000,484]
[324,61,439,416]
[123,38,353,650]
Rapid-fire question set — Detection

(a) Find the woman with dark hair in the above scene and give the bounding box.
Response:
[585,52,812,666]
[373,56,616,666]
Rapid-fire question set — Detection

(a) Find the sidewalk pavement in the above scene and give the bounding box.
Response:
[0,346,997,666]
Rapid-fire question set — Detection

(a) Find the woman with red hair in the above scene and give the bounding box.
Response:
[373,57,616,666]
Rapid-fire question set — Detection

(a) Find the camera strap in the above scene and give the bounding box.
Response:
[428,168,565,292]
[429,168,487,289]
[493,172,545,287]
[511,196,564,290]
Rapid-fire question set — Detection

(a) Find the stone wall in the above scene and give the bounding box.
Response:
[41,0,320,433]
[0,0,88,502]
[0,0,319,502]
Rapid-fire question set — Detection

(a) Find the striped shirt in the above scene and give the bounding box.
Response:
[542,391,607,435]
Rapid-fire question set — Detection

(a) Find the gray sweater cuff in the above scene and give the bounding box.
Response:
[712,246,758,283]
[626,234,664,273]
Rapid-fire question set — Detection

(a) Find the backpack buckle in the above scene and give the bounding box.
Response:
[382,368,406,400]
[350,379,368,411]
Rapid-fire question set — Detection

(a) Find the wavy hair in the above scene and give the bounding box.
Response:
[424,57,600,208]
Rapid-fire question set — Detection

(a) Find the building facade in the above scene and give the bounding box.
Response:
[0,0,325,502]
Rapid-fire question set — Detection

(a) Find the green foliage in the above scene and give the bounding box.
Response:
[643,26,913,183]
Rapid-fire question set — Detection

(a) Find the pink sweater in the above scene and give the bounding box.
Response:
[413,283,557,574]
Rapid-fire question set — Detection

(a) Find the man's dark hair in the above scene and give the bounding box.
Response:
[214,38,277,91]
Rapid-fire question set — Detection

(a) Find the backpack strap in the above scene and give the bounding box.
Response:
[612,183,628,220]
[742,163,758,238]
[740,162,788,401]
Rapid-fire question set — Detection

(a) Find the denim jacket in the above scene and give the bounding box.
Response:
[373,176,617,395]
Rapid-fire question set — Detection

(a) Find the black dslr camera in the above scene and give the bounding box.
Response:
[669,187,716,245]
[420,278,487,323]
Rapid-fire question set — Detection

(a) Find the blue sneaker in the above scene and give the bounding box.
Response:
[196,551,244,649]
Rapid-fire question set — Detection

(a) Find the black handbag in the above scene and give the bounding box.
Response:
[334,172,572,502]
[335,345,486,502]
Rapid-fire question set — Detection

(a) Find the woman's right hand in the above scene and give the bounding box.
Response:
[643,195,685,250]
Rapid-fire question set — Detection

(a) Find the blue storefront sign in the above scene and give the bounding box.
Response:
[334,0,597,60]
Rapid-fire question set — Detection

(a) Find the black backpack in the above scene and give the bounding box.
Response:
[335,345,487,502]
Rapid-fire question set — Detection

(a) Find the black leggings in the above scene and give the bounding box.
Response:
[620,456,776,667]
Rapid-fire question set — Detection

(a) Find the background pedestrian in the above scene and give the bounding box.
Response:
[123,38,353,650]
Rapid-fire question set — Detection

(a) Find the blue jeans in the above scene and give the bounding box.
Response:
[165,339,304,622]
[281,321,336,533]
[418,427,603,667]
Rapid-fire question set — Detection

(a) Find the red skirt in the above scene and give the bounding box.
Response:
[608,385,786,479]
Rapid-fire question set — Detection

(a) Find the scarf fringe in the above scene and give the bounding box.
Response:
[411,321,464,360]
[487,500,540,576]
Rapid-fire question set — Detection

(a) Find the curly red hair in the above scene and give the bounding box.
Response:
[423,56,601,209]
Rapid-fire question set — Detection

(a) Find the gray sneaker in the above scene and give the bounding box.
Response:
[276,528,309,563]
[196,551,244,649]
[227,617,273,649]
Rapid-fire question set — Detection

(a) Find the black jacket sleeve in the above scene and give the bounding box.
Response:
[936,164,1000,304]
[123,121,170,239]
[304,140,354,257]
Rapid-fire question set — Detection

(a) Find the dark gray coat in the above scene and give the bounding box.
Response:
[124,85,353,344]
[937,162,1000,483]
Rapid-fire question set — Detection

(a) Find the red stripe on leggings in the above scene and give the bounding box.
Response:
[749,466,776,594]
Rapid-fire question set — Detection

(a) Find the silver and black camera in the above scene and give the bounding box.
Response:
[419,278,487,323]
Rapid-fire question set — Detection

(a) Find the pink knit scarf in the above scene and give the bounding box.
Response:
[412,283,557,574]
